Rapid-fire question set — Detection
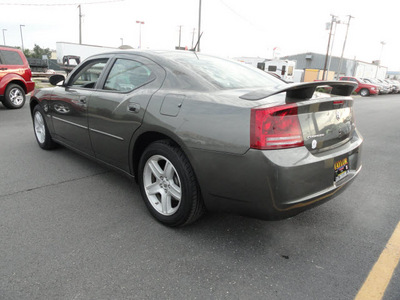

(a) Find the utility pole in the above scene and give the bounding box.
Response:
[322,15,335,80]
[19,25,25,51]
[197,0,202,52]
[327,18,340,79]
[78,5,82,44]
[136,20,145,49]
[337,15,354,79]
[191,28,196,49]
[120,38,123,46]
[178,25,182,48]
[2,29,6,46]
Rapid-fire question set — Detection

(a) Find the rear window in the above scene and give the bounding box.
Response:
[0,50,24,65]
[166,53,283,89]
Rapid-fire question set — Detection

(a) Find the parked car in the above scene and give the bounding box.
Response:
[30,51,363,226]
[339,76,378,96]
[362,78,390,94]
[0,46,35,109]
[376,78,394,93]
[383,79,400,93]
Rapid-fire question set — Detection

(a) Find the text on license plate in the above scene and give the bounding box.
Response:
[334,157,349,182]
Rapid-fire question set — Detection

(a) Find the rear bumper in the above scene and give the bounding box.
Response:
[26,81,35,94]
[190,129,363,220]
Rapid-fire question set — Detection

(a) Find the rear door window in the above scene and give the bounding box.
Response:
[103,59,154,92]
[0,50,24,65]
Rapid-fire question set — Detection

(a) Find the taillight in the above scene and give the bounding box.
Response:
[250,104,304,150]
[27,68,32,80]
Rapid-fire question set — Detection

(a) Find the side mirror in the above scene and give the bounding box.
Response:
[49,74,65,86]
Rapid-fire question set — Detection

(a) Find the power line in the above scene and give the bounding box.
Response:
[0,0,124,6]
[218,0,265,32]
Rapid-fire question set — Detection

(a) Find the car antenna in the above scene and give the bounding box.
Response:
[191,32,203,59]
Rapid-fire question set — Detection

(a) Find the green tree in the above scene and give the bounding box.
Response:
[24,44,52,59]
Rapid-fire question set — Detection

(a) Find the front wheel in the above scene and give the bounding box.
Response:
[32,105,57,150]
[2,84,26,109]
[360,88,370,97]
[138,140,204,227]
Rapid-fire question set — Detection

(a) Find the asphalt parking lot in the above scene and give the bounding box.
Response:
[0,94,399,300]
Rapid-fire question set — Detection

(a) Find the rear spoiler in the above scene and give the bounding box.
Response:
[239,81,357,101]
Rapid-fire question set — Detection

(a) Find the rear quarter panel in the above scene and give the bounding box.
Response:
[0,73,28,95]
[143,89,258,155]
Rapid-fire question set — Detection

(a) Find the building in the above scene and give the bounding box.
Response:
[281,52,387,82]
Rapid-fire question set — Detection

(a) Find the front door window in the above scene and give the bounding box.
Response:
[70,59,108,89]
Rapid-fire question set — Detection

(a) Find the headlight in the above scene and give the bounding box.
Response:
[371,87,376,90]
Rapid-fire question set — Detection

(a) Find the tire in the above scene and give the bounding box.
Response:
[32,105,57,150]
[2,84,26,109]
[360,88,370,97]
[138,140,205,227]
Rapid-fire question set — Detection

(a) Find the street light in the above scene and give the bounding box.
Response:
[178,25,182,49]
[375,41,386,78]
[136,20,144,49]
[20,25,25,51]
[2,29,6,46]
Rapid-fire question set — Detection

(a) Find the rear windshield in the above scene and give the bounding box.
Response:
[0,50,24,65]
[167,53,283,89]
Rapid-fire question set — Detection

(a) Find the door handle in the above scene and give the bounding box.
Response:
[128,103,140,113]
[0,68,8,70]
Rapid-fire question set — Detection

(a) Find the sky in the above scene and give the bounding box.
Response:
[1,0,399,70]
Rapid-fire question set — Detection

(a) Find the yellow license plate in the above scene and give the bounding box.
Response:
[334,157,349,182]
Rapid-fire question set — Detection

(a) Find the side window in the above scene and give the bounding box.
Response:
[104,59,153,92]
[288,66,294,76]
[257,62,265,71]
[268,65,277,72]
[0,50,24,65]
[70,58,108,89]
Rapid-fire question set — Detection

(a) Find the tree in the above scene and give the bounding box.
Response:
[24,44,52,59]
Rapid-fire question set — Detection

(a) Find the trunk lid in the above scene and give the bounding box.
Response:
[247,81,357,152]
[297,98,354,152]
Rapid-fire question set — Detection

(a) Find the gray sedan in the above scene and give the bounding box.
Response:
[30,51,363,226]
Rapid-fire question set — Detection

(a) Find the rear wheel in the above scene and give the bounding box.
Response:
[33,105,57,150]
[2,84,26,109]
[138,140,204,227]
[360,88,370,97]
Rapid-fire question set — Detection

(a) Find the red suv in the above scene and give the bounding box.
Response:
[339,76,378,97]
[0,46,35,109]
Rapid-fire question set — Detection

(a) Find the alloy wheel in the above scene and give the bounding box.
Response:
[143,155,182,216]
[9,87,24,106]
[34,111,46,144]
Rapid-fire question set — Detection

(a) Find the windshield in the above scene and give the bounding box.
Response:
[167,52,284,90]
